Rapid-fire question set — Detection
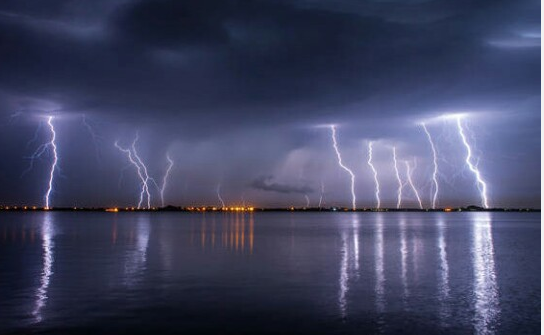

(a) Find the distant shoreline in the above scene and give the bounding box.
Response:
[0,206,539,213]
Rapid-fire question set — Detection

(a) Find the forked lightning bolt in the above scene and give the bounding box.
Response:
[81,115,102,164]
[367,141,380,209]
[405,160,423,209]
[160,153,174,207]
[330,125,356,210]
[23,116,59,209]
[115,134,153,209]
[392,147,403,209]
[217,183,226,208]
[130,135,153,209]
[318,181,325,208]
[421,123,439,209]
[25,122,42,151]
[456,116,489,208]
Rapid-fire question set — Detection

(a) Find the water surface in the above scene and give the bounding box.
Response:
[0,212,540,334]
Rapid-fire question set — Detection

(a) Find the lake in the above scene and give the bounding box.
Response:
[0,211,540,334]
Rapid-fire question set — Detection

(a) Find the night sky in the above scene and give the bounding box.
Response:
[0,0,540,208]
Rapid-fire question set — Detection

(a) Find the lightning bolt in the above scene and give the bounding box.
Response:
[421,123,439,209]
[304,194,310,208]
[405,160,423,209]
[25,121,42,151]
[367,141,380,209]
[22,125,49,178]
[115,134,153,209]
[44,117,58,209]
[130,134,154,209]
[8,111,22,124]
[160,153,174,207]
[318,181,325,208]
[456,116,489,208]
[22,116,59,209]
[392,147,403,209]
[217,183,226,208]
[81,115,102,165]
[330,125,356,210]
[241,193,246,207]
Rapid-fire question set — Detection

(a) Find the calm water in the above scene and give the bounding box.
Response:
[0,212,540,334]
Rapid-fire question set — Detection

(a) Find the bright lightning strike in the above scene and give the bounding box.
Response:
[44,117,58,209]
[130,134,153,209]
[217,183,226,208]
[456,116,489,208]
[330,125,356,210]
[22,116,60,209]
[115,134,152,209]
[160,153,174,207]
[367,141,380,209]
[392,147,403,209]
[421,123,439,209]
[405,160,423,209]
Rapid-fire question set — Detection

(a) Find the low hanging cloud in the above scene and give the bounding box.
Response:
[250,175,314,194]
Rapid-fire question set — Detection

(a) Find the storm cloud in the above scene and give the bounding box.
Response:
[251,175,314,195]
[0,0,539,208]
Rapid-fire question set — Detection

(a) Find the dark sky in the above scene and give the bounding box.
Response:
[0,0,540,208]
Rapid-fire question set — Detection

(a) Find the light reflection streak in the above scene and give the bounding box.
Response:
[338,216,361,318]
[437,219,450,324]
[235,213,240,251]
[201,214,207,249]
[374,215,385,315]
[338,231,349,318]
[211,215,216,249]
[33,212,54,322]
[112,217,117,245]
[241,213,245,251]
[399,218,409,305]
[229,214,234,248]
[352,216,359,272]
[158,221,173,272]
[472,213,500,335]
[412,225,422,283]
[123,215,150,286]
[249,213,254,254]
[209,213,254,254]
[222,214,227,247]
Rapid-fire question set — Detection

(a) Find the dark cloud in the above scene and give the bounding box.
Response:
[251,176,314,195]
[0,0,537,128]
